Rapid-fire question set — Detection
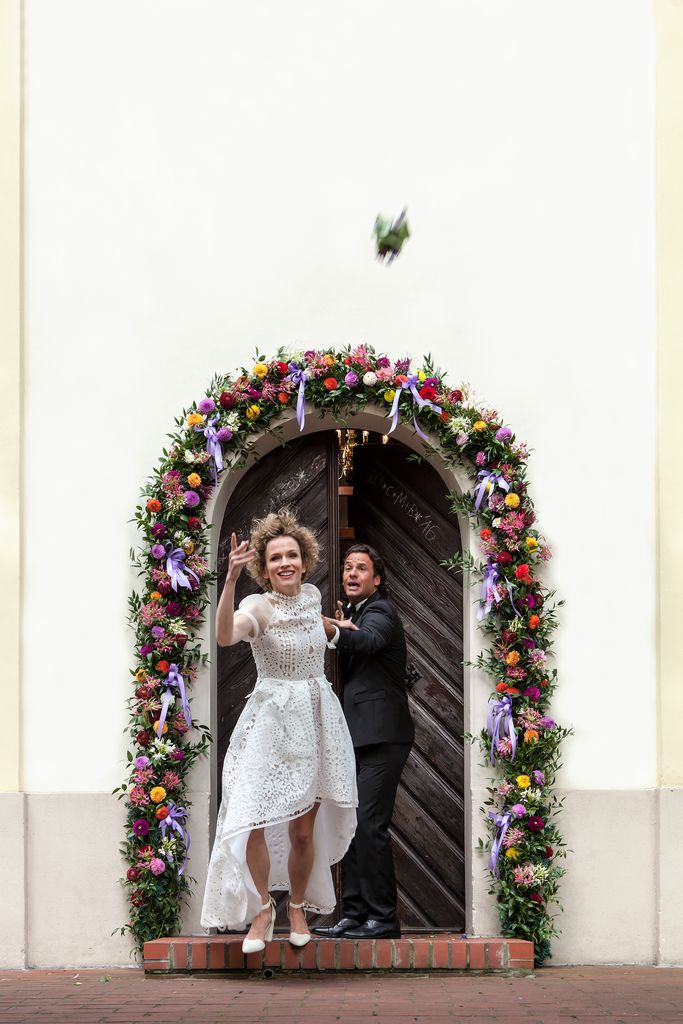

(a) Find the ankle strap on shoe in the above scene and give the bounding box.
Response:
[289,900,305,910]
[260,898,274,911]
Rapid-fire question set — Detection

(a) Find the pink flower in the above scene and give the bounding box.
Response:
[496,738,513,757]
[503,826,525,848]
[161,770,181,790]
[150,858,166,876]
[129,786,150,807]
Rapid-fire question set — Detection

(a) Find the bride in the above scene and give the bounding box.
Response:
[201,509,357,951]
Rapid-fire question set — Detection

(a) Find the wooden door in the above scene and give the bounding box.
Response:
[350,442,465,930]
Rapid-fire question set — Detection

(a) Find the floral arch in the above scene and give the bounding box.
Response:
[117,345,569,966]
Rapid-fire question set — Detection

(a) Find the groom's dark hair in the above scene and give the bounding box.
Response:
[344,543,389,596]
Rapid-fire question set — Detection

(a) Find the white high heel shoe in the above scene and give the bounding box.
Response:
[288,899,311,948]
[242,897,276,954]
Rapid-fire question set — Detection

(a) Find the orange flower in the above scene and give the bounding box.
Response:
[150,591,162,602]
[323,377,338,391]
[495,682,508,693]
[480,528,492,539]
[524,729,540,744]
[156,660,170,675]
[155,806,169,820]
[153,721,168,736]
[439,410,449,423]
[506,687,520,696]
[528,614,540,630]
[187,473,201,488]
[149,786,167,803]
[394,374,408,386]
[277,392,290,404]
[324,354,336,367]
[186,412,204,428]
[146,498,161,514]
[505,651,521,667]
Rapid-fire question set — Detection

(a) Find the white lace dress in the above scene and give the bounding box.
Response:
[201,583,357,930]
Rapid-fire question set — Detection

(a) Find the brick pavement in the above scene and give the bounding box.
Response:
[0,967,682,1024]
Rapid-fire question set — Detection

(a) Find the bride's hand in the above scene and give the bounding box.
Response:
[226,532,255,583]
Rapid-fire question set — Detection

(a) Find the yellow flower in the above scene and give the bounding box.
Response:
[187,412,204,428]
[149,786,167,804]
[187,473,201,488]
[153,721,168,736]
[505,650,520,666]
[524,729,540,744]
[253,362,268,378]
[183,540,195,555]
[134,668,147,682]
[504,493,520,509]
[418,370,426,381]
[473,420,487,432]
[324,354,336,367]
[384,389,396,403]
[525,536,539,551]
[245,405,261,421]
[516,774,531,789]
[505,848,519,860]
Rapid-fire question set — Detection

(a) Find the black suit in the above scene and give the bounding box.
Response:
[335,590,414,924]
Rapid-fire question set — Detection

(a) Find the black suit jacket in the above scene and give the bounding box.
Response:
[336,590,415,749]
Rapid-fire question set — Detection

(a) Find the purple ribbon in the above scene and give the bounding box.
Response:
[488,811,513,877]
[194,414,223,484]
[474,469,510,511]
[477,562,523,621]
[287,362,308,431]
[165,544,201,592]
[156,663,192,738]
[159,802,190,875]
[486,695,517,766]
[387,374,441,435]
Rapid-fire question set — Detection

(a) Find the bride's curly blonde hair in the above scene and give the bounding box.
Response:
[248,508,320,590]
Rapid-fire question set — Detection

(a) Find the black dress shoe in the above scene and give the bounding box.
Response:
[342,919,401,939]
[311,917,364,938]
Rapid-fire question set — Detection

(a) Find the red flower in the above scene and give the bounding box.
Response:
[515,564,532,583]
[155,805,169,820]
[136,730,151,747]
[419,385,438,402]
[449,389,463,403]
[529,892,543,905]
[501,629,516,644]
[480,528,492,539]
[344,357,351,365]
[544,846,554,859]
[139,844,154,856]
[127,867,140,882]
[528,614,540,630]
[157,579,172,596]
[155,660,170,675]
[146,498,161,514]
[135,685,151,700]
[277,392,290,404]
[130,889,145,907]
[497,551,513,566]
[439,410,450,423]
[540,678,549,689]
[219,391,236,409]
[323,377,338,391]
[506,687,520,696]
[495,682,508,693]
[277,361,289,375]
[394,374,408,386]
[187,516,201,531]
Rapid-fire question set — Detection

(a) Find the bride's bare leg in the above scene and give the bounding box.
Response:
[288,804,320,935]
[245,828,272,940]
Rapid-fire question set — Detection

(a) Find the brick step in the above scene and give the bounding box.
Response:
[144,934,534,973]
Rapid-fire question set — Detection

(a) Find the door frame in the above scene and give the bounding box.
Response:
[187,406,499,937]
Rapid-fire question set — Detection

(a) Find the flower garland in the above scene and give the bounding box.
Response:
[118,343,567,964]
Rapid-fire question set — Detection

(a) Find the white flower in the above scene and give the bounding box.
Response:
[183,449,195,464]
[151,737,177,763]
[222,411,240,430]
[492,517,502,528]
[449,416,470,435]
[304,368,314,380]
[362,371,378,387]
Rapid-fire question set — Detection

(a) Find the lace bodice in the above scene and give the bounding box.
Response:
[236,583,327,680]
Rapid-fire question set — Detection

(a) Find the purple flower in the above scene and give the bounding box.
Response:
[304,349,316,360]
[394,357,411,373]
[132,818,150,837]
[423,377,439,388]
[475,452,486,467]
[532,770,546,786]
[134,756,150,769]
[151,524,166,539]
[150,857,166,876]
[524,686,541,702]
[151,544,166,560]
[198,397,215,414]
[139,644,154,657]
[216,427,233,442]
[184,491,200,508]
[171,749,185,762]
[376,356,391,368]
[151,626,165,640]
[496,426,513,443]
[522,638,535,650]
[511,803,527,818]
[527,815,545,832]
[166,601,181,616]
[540,716,556,730]
[247,386,261,399]
[344,371,360,388]
[525,595,536,609]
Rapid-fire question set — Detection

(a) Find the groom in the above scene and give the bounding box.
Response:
[314,543,414,940]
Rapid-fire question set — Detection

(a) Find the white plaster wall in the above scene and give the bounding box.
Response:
[19,0,658,965]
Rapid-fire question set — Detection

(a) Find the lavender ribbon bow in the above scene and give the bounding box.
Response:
[387,374,441,436]
[488,811,513,877]
[194,414,223,484]
[474,469,510,511]
[486,695,517,766]
[159,802,191,875]
[477,562,523,621]
[156,664,192,738]
[165,544,201,593]
[287,362,308,431]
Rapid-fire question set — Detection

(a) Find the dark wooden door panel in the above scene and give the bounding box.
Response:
[351,442,464,930]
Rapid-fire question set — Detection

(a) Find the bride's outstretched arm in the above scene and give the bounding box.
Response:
[216,533,256,646]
